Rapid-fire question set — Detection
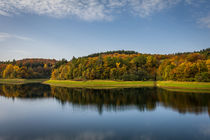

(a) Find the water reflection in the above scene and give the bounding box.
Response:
[0,84,210,116]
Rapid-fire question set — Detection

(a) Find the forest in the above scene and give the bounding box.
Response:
[51,49,210,82]
[0,59,57,79]
[0,48,209,82]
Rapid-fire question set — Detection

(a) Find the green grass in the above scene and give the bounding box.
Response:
[157,81,210,89]
[157,81,210,93]
[44,80,155,89]
[44,80,210,92]
[0,79,48,84]
[1,79,210,93]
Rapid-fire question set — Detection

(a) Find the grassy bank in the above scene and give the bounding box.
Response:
[1,79,210,93]
[44,80,155,89]
[0,79,48,84]
[157,81,210,89]
[44,80,210,92]
[157,81,210,93]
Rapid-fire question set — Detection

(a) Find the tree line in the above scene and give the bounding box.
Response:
[0,59,58,79]
[51,49,210,82]
[0,49,209,81]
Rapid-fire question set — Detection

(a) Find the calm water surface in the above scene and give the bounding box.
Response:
[0,84,210,140]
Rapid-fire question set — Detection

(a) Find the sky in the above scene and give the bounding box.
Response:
[0,0,210,61]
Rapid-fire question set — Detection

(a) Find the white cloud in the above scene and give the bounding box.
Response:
[0,0,112,21]
[198,15,210,29]
[0,0,207,21]
[0,32,33,42]
[129,0,180,17]
[0,10,11,16]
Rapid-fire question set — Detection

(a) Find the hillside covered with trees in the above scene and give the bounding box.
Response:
[0,49,209,82]
[51,49,210,82]
[0,59,57,79]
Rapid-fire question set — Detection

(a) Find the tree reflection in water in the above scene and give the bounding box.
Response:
[0,84,210,116]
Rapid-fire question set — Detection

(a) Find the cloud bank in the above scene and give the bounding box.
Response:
[0,0,202,20]
[0,0,209,28]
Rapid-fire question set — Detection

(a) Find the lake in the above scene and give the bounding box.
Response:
[0,83,210,140]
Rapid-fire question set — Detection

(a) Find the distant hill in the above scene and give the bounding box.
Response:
[16,58,57,64]
[82,48,210,59]
[0,58,58,79]
[51,48,210,82]
[174,48,210,57]
[83,50,138,58]
[15,58,57,67]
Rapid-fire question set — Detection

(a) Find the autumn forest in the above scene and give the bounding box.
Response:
[0,48,209,82]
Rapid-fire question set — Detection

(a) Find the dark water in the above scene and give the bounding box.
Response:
[0,84,210,140]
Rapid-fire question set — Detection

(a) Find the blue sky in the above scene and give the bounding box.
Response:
[0,0,210,61]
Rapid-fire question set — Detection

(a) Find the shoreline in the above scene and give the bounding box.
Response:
[0,79,210,93]
[0,79,48,84]
[43,80,155,89]
[44,80,210,92]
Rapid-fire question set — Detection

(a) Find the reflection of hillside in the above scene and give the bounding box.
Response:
[157,90,210,115]
[51,87,157,113]
[0,84,51,98]
[0,84,210,116]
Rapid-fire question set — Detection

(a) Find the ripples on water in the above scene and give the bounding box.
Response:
[0,84,210,140]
